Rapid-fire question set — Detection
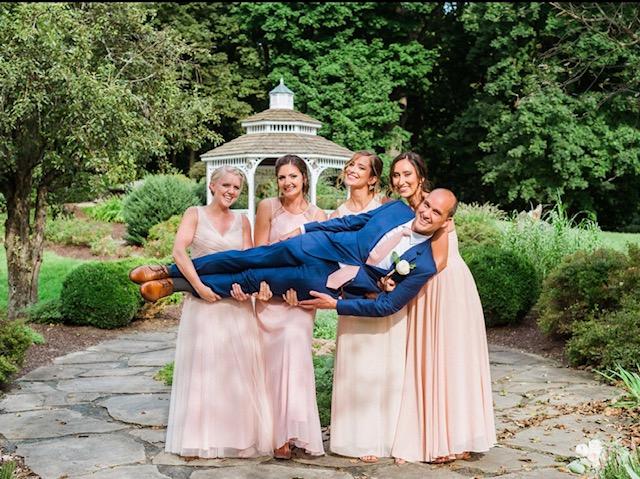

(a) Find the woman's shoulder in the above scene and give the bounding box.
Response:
[256,197,279,218]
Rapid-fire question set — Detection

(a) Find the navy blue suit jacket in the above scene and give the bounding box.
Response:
[302,200,437,317]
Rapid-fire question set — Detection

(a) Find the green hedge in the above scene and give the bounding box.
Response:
[463,244,541,327]
[536,248,628,337]
[60,258,147,329]
[144,214,181,259]
[566,299,640,371]
[0,321,43,385]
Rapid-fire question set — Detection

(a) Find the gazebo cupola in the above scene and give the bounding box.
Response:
[201,79,352,225]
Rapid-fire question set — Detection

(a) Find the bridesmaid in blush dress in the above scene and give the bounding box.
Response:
[328,151,406,463]
[388,153,496,463]
[253,154,327,459]
[164,166,273,458]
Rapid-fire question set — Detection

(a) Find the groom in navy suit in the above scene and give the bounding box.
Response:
[130,189,457,318]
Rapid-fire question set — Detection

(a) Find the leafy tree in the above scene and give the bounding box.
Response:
[424,3,640,229]
[150,3,267,169]
[238,2,439,158]
[0,3,220,319]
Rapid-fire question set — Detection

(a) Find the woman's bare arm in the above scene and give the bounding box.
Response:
[254,199,273,246]
[172,207,220,302]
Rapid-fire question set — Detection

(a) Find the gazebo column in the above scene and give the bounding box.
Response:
[205,161,214,205]
[305,157,326,206]
[245,157,261,228]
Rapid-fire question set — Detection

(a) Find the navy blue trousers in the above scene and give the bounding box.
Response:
[167,236,340,300]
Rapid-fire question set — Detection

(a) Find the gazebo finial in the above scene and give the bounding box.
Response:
[269,78,294,109]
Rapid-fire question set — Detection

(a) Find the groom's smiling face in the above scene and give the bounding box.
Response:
[412,189,455,236]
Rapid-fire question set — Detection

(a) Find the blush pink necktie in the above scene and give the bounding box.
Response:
[326,264,360,290]
[325,226,412,290]
[366,227,412,266]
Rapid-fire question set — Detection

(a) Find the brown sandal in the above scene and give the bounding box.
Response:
[360,455,379,463]
[274,442,291,460]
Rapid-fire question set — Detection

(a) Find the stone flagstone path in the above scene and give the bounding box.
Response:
[0,327,629,479]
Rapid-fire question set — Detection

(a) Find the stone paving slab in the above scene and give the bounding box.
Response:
[152,452,269,467]
[129,427,167,445]
[100,393,170,426]
[127,348,177,367]
[0,408,127,440]
[503,413,624,458]
[189,464,354,479]
[54,351,125,364]
[74,464,171,479]
[16,433,146,479]
[57,375,171,394]
[0,327,628,479]
[88,339,174,354]
[448,446,560,476]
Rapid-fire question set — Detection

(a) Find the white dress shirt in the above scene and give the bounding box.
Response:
[372,220,430,270]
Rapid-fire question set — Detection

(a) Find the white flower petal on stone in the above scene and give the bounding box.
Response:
[586,450,601,468]
[576,443,589,457]
[396,260,411,275]
[588,439,603,456]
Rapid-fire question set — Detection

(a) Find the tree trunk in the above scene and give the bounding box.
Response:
[4,169,46,320]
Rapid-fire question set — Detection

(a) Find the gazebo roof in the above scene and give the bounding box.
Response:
[201,133,352,159]
[270,78,294,95]
[241,108,322,126]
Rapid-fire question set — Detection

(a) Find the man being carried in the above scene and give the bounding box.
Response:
[130,189,457,318]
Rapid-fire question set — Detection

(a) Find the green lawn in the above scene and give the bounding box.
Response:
[0,247,89,312]
[599,231,640,252]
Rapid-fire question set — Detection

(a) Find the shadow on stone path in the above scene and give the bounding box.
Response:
[0,327,628,478]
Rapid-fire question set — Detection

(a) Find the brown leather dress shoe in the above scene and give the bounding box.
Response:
[129,264,169,284]
[140,279,174,302]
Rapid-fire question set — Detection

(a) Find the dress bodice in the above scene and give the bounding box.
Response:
[191,206,244,258]
[267,198,321,243]
[334,196,382,218]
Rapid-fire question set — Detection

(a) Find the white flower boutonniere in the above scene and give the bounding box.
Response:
[391,251,416,276]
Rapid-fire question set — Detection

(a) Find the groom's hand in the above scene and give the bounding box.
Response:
[278,227,302,242]
[299,291,337,310]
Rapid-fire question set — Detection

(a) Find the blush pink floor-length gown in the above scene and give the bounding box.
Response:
[329,197,408,458]
[255,198,324,456]
[391,229,496,462]
[165,207,273,458]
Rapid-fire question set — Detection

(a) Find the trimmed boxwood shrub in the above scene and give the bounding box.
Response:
[144,214,181,259]
[122,174,199,245]
[60,258,148,329]
[0,320,42,384]
[566,298,640,371]
[463,244,541,327]
[455,202,505,250]
[536,248,628,337]
[23,299,64,324]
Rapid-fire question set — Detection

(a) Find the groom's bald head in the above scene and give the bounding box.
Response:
[412,188,458,235]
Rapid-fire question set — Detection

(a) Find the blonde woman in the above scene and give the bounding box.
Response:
[165,166,273,458]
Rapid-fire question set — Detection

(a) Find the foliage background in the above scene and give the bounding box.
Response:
[145,2,640,232]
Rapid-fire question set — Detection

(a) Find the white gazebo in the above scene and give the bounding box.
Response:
[200,79,353,225]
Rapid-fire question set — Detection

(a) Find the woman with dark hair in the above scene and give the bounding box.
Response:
[253,154,327,459]
[387,153,496,464]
